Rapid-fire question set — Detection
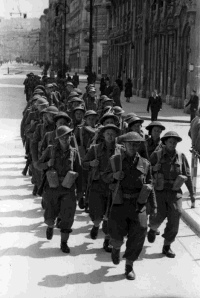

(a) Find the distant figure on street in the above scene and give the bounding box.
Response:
[147,90,162,121]
[185,90,199,122]
[125,78,133,102]
[110,80,122,107]
[66,73,72,82]
[116,75,123,92]
[104,78,113,97]
[72,72,79,88]
[100,76,106,95]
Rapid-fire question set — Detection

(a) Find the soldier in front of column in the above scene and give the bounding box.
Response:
[102,131,157,280]
[82,124,121,253]
[36,126,82,253]
[147,131,195,258]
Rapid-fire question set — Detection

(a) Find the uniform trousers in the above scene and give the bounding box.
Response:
[43,185,76,233]
[88,180,109,225]
[108,199,147,262]
[149,190,182,244]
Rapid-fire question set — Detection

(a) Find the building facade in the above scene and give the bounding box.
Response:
[107,0,199,108]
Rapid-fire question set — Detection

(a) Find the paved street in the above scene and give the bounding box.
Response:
[0,64,200,298]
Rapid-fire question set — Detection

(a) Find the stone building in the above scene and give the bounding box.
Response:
[107,0,199,109]
[68,0,90,73]
[39,13,49,63]
[69,0,109,75]
[39,0,71,75]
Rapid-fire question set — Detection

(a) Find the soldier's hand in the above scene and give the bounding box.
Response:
[90,159,99,167]
[113,171,124,180]
[47,159,54,167]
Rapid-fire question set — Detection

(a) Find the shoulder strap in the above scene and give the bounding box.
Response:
[155,149,162,163]
[93,144,98,159]
[177,151,183,173]
[70,148,75,171]
[79,127,83,147]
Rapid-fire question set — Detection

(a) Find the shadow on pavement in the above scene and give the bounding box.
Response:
[38,266,123,287]
[0,207,43,219]
[0,194,33,200]
[0,167,24,172]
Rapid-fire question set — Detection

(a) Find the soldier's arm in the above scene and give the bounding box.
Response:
[31,124,42,162]
[146,164,157,209]
[36,145,51,171]
[182,153,194,196]
[82,145,95,170]
[149,151,158,167]
[74,150,82,194]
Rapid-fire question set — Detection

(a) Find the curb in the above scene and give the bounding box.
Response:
[181,196,200,236]
[79,79,190,124]
[141,116,190,124]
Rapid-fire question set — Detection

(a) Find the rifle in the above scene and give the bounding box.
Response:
[102,191,112,234]
[84,145,98,204]
[22,155,31,176]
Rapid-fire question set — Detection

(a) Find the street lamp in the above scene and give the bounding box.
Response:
[88,0,94,83]
[55,0,70,78]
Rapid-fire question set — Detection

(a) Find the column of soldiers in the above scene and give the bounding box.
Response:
[21,73,195,281]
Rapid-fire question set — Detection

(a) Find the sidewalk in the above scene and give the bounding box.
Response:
[76,74,190,123]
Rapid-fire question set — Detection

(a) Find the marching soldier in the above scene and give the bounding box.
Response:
[31,106,58,195]
[148,131,195,258]
[83,124,121,252]
[36,125,82,253]
[102,131,157,280]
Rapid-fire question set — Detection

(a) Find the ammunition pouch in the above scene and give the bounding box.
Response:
[46,169,59,188]
[172,175,187,191]
[137,184,153,204]
[61,170,79,189]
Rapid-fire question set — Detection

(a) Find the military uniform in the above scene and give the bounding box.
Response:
[83,124,121,251]
[148,131,195,258]
[37,126,82,253]
[102,131,156,280]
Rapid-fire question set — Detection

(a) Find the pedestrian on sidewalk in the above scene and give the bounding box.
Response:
[185,90,199,122]
[116,75,123,93]
[147,90,162,121]
[110,80,122,107]
[147,131,195,258]
[104,78,113,97]
[125,78,133,102]
[100,75,106,95]
[72,72,79,88]
[102,131,157,280]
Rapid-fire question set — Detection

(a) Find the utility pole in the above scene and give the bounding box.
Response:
[62,0,67,78]
[88,0,93,83]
